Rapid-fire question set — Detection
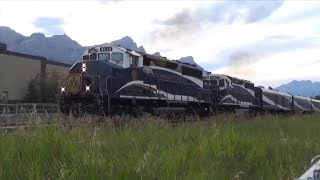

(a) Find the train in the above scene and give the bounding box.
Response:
[59,44,320,116]
[204,74,320,114]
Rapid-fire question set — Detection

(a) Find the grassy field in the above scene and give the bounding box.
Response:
[0,114,319,179]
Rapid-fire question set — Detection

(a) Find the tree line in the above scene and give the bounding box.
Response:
[24,71,63,104]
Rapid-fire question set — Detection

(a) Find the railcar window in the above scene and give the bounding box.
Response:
[98,53,110,61]
[89,53,97,60]
[83,55,89,60]
[111,52,123,65]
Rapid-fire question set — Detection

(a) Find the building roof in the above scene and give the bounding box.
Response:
[0,43,71,67]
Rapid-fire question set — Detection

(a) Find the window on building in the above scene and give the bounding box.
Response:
[98,53,110,61]
[111,52,123,65]
[2,91,8,104]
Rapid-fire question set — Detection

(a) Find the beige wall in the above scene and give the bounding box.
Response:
[0,54,41,101]
[46,63,70,78]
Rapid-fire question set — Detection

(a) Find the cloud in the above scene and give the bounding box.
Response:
[146,0,283,46]
[219,51,267,80]
[213,48,320,87]
[210,34,320,87]
[161,0,283,25]
[211,35,320,68]
[100,0,121,4]
[33,17,64,36]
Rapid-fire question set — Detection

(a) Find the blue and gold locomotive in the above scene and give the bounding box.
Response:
[59,44,213,116]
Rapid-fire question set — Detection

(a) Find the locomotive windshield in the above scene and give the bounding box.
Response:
[98,53,110,61]
[210,80,218,85]
[111,52,123,65]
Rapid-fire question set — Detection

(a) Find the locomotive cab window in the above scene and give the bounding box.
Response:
[210,79,218,85]
[89,53,97,60]
[111,52,123,65]
[219,79,225,87]
[83,55,89,61]
[131,56,139,67]
[98,53,110,61]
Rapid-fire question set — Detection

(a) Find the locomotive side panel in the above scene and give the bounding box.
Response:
[311,99,320,112]
[205,74,258,110]
[293,95,312,113]
[260,89,292,112]
[113,66,205,102]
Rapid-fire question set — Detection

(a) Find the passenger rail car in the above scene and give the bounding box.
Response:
[59,44,213,116]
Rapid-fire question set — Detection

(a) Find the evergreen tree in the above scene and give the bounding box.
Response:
[24,71,62,103]
[24,76,41,103]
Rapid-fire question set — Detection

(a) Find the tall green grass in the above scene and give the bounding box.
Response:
[0,114,319,179]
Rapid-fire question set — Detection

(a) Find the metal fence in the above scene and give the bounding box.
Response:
[0,103,59,126]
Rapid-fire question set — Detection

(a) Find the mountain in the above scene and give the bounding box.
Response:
[0,27,147,64]
[0,26,85,64]
[0,26,26,45]
[0,26,209,73]
[179,56,209,75]
[153,52,161,56]
[275,80,320,97]
[110,36,146,53]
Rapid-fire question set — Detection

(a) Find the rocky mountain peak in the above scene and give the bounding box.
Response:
[275,80,320,97]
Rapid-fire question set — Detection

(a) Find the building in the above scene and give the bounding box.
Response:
[0,43,72,103]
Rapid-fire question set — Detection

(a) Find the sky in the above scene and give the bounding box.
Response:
[0,0,320,87]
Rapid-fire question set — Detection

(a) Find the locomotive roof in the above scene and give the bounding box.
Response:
[208,74,254,85]
[84,44,201,71]
[261,88,292,97]
[136,51,201,71]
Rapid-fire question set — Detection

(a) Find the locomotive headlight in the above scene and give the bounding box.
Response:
[82,63,87,73]
[85,85,90,92]
[61,87,65,92]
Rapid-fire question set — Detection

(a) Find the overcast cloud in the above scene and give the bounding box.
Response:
[0,0,319,87]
